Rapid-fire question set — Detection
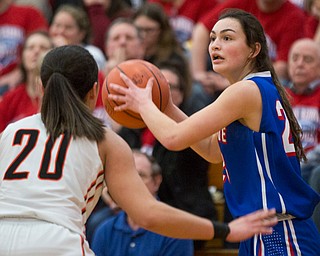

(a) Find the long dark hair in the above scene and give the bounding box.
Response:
[40,45,105,141]
[219,9,306,161]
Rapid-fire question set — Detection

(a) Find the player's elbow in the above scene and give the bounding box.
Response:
[132,201,169,231]
[135,213,157,230]
[161,135,186,151]
[132,205,161,231]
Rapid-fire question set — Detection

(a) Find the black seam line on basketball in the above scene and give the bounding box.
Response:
[141,62,163,110]
[107,65,142,121]
[106,66,125,96]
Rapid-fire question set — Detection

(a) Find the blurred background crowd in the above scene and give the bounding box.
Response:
[1,0,319,254]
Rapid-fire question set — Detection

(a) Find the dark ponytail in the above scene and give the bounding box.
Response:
[40,45,105,142]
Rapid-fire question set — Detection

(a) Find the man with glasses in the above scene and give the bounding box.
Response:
[91,150,194,256]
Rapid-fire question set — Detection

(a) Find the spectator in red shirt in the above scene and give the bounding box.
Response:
[148,0,218,46]
[14,0,53,21]
[286,38,320,153]
[83,0,135,51]
[0,31,53,132]
[286,37,320,233]
[304,0,320,43]
[0,0,48,95]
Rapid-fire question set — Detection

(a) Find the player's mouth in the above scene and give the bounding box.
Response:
[212,54,224,62]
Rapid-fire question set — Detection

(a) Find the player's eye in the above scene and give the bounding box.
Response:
[210,36,216,42]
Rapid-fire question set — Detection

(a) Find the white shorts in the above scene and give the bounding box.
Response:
[0,218,94,256]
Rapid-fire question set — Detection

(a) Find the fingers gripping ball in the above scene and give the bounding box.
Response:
[102,59,170,128]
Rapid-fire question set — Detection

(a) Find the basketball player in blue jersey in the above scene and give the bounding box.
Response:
[109,9,320,256]
[0,45,278,255]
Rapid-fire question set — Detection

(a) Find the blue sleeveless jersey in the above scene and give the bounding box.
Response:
[218,72,320,219]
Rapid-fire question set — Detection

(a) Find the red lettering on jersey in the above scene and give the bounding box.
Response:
[220,154,230,184]
[218,128,227,144]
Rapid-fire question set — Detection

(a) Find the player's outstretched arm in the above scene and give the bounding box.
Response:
[100,130,277,241]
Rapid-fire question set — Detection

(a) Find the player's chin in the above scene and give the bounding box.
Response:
[212,66,228,78]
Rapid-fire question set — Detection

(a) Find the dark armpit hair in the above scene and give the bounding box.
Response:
[40,45,105,142]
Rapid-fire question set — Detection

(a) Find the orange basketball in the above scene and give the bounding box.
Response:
[101,59,170,129]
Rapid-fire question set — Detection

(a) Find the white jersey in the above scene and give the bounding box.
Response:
[0,114,104,236]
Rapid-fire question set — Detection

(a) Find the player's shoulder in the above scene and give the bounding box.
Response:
[13,113,41,126]
[241,71,274,90]
[224,79,260,99]
[219,73,270,109]
[101,127,132,151]
[98,127,135,165]
[0,114,42,144]
[3,114,42,133]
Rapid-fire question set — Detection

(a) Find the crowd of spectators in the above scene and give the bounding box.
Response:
[1,0,319,253]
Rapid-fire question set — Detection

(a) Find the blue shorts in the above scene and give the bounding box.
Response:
[239,218,320,256]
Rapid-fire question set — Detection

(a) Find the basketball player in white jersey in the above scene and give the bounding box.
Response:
[0,45,277,255]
